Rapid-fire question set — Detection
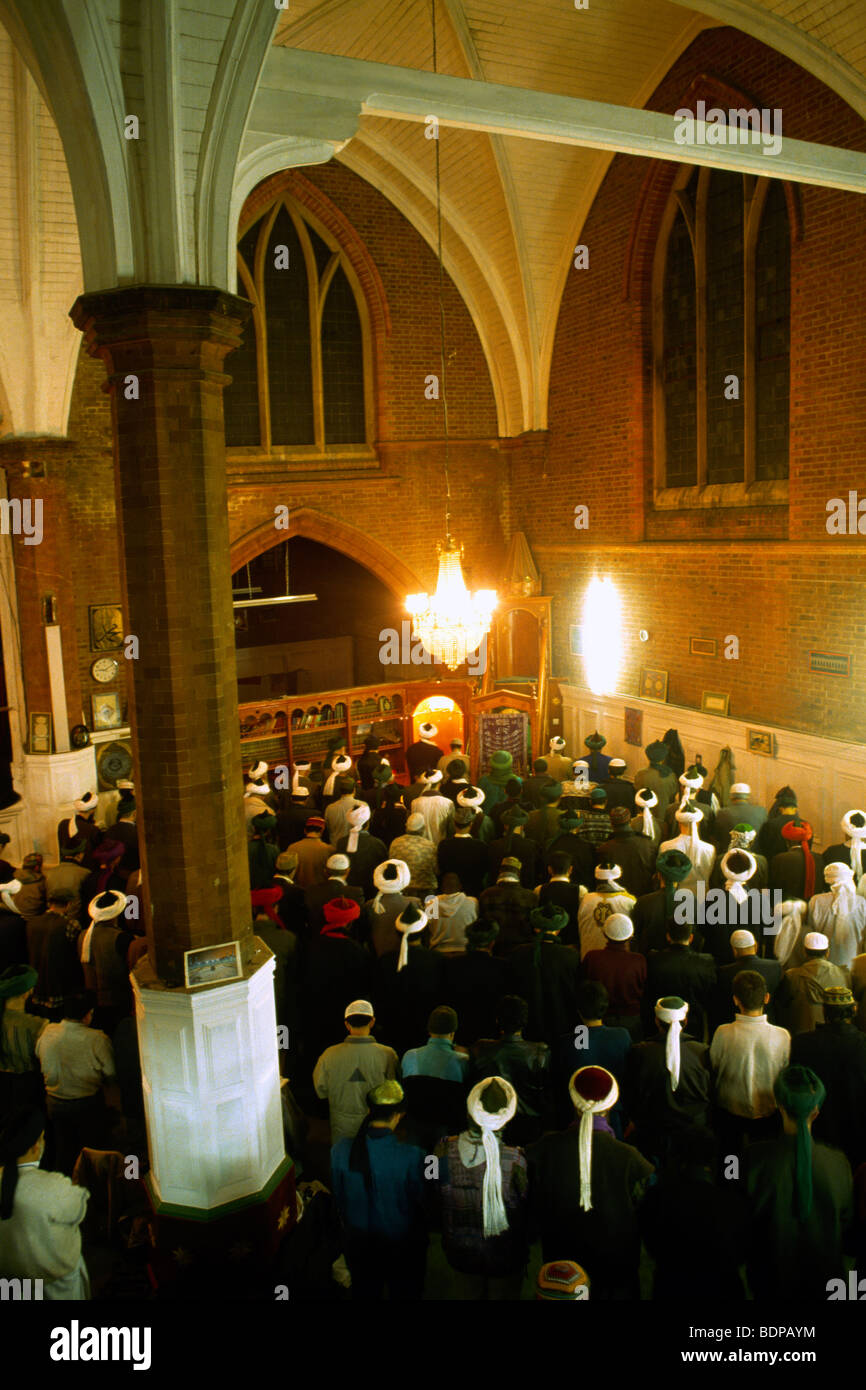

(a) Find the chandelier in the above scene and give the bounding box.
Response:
[404,0,497,670]
[407,539,497,671]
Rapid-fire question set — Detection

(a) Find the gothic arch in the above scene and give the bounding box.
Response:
[230,507,424,602]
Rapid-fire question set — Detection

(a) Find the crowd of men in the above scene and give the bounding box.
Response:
[1,725,866,1300]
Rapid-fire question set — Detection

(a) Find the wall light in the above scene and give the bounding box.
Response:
[582,575,624,696]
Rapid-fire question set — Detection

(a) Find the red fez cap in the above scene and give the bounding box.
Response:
[782,820,812,844]
[305,816,325,831]
[322,896,361,933]
[251,886,283,925]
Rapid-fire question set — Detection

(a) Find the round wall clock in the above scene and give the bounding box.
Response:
[91,656,119,683]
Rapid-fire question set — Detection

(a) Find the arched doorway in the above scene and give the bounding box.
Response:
[410,695,464,753]
[231,538,414,697]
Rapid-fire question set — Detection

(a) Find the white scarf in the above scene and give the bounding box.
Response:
[655,1001,689,1090]
[466,1079,518,1238]
[634,790,657,839]
[826,864,857,917]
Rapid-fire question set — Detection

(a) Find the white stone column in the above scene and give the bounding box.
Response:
[132,939,286,1213]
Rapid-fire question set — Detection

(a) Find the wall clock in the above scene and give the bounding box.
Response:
[91,656,119,683]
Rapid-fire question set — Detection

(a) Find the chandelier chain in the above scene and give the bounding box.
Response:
[432,0,451,543]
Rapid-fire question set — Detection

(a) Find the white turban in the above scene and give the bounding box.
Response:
[0,879,22,915]
[395,905,427,971]
[824,861,857,916]
[345,801,370,854]
[549,737,566,752]
[841,810,866,882]
[676,804,703,847]
[568,1068,619,1212]
[467,1077,518,1238]
[595,863,624,892]
[772,899,807,969]
[371,859,410,913]
[721,849,757,904]
[655,997,689,1091]
[323,755,353,799]
[634,788,657,839]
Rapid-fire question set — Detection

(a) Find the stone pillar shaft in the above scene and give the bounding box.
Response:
[70,287,252,984]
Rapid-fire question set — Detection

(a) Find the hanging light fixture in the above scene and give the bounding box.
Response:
[404,0,496,673]
[232,541,317,610]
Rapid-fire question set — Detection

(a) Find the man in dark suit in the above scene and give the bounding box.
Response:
[523,758,555,809]
[643,920,717,1041]
[469,994,552,1144]
[535,852,582,947]
[487,807,542,889]
[602,760,636,818]
[790,986,866,1170]
[304,854,365,932]
[711,929,781,1029]
[437,808,489,898]
[597,807,657,898]
[479,860,536,956]
[546,810,596,891]
[625,996,711,1163]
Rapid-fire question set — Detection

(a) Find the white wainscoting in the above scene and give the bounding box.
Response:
[559,684,866,854]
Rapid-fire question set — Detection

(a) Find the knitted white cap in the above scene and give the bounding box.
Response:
[326,854,350,874]
[730,929,757,949]
[609,758,627,770]
[603,913,633,941]
[730,783,751,796]
[804,931,829,951]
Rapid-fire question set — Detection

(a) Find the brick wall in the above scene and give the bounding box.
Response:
[512,26,866,743]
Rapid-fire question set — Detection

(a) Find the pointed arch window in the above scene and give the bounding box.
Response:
[653,167,790,502]
[225,197,373,458]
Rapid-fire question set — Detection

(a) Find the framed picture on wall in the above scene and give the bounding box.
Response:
[89,603,124,652]
[639,668,669,703]
[624,707,643,746]
[91,692,123,730]
[747,727,775,756]
[701,690,730,717]
[28,711,53,754]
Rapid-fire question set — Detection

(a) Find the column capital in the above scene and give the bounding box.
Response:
[70,285,251,372]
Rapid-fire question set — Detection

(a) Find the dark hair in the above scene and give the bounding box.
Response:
[505,777,522,799]
[440,871,462,893]
[62,990,97,1021]
[345,1013,372,1029]
[547,851,571,876]
[667,920,692,944]
[732,970,767,1012]
[577,979,609,1020]
[497,994,528,1034]
[533,758,548,773]
[335,775,355,797]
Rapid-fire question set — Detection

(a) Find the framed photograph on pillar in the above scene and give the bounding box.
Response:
[89,603,124,652]
[184,940,243,990]
[624,707,643,746]
[28,711,53,754]
[91,691,123,730]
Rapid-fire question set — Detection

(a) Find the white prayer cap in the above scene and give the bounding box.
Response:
[609,758,627,770]
[371,859,411,914]
[467,1077,518,1238]
[730,783,751,796]
[572,758,589,772]
[344,999,374,1019]
[804,931,829,951]
[456,786,485,808]
[326,854,350,874]
[421,768,443,786]
[395,903,428,971]
[603,913,633,941]
[419,722,438,739]
[568,1067,619,1211]
[654,996,689,1091]
[730,929,756,950]
[549,737,566,752]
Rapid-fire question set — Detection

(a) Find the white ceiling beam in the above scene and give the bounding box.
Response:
[254,47,866,195]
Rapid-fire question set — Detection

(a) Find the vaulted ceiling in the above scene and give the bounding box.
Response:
[271,0,866,432]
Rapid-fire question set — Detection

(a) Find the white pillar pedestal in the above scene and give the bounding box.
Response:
[23,747,98,860]
[132,937,286,1214]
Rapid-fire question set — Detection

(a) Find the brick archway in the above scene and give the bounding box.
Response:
[230,507,424,602]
